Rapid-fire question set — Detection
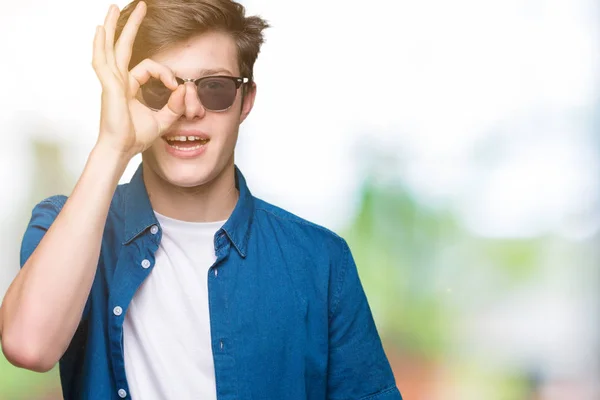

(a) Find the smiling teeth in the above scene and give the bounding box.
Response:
[166,136,210,145]
[167,136,203,142]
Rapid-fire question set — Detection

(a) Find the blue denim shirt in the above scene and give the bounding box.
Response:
[20,163,402,400]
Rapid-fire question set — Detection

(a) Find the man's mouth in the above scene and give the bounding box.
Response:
[162,135,210,151]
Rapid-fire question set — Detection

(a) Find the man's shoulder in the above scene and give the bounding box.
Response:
[32,183,129,236]
[252,197,348,250]
[35,194,68,210]
[34,182,128,214]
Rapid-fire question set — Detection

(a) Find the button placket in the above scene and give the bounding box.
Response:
[110,235,158,400]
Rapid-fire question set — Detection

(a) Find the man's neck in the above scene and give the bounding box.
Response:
[142,161,239,223]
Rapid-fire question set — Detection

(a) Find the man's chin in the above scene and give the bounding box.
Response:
[160,165,213,188]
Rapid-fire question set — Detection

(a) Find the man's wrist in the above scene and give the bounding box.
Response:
[90,141,133,179]
[92,140,133,166]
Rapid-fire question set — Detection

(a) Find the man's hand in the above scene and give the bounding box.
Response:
[93,1,186,159]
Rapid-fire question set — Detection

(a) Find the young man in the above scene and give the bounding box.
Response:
[0,1,402,399]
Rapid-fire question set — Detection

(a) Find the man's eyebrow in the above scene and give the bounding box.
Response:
[198,68,235,77]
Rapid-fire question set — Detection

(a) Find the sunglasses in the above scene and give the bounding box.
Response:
[140,75,249,112]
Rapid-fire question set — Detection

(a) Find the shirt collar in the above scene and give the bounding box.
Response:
[123,162,254,258]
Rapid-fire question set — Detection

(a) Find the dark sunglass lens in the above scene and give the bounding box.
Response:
[140,78,171,110]
[197,77,237,111]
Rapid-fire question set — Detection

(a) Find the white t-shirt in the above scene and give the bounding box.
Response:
[123,211,226,400]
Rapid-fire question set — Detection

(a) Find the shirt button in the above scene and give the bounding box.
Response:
[113,306,123,316]
[141,259,151,269]
[150,225,159,235]
[214,268,218,276]
[118,388,127,398]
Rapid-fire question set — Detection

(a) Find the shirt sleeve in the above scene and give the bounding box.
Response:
[327,238,403,400]
[19,195,90,320]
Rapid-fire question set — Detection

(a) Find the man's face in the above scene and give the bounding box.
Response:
[142,31,255,188]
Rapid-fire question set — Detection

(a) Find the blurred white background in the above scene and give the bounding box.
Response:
[1,0,599,399]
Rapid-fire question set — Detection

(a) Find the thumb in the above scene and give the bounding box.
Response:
[155,84,186,134]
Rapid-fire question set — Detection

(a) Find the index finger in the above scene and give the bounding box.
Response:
[115,1,147,75]
[128,58,179,96]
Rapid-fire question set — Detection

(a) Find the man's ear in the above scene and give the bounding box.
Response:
[240,82,257,124]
